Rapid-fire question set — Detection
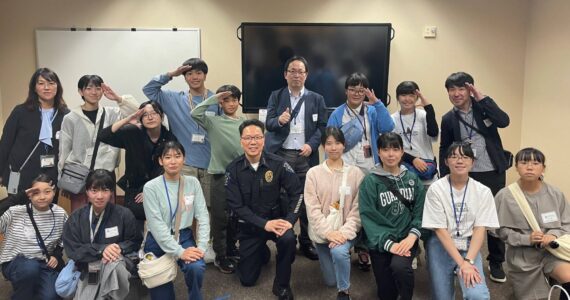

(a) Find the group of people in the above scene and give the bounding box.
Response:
[0,55,568,300]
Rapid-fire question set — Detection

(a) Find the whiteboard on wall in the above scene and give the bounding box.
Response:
[35,28,201,109]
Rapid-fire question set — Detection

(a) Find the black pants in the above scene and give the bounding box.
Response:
[277,148,311,247]
[470,170,506,264]
[237,224,296,288]
[369,244,418,300]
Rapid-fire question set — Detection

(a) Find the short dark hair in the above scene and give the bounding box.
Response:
[515,147,546,166]
[283,55,309,73]
[445,142,475,160]
[78,75,104,90]
[445,72,474,90]
[396,81,420,98]
[138,101,165,125]
[239,119,265,136]
[182,58,208,75]
[377,132,403,150]
[31,173,54,187]
[216,85,242,101]
[345,73,369,89]
[321,127,345,146]
[86,169,116,193]
[24,68,67,111]
[158,140,186,158]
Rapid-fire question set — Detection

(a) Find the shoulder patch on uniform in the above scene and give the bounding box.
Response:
[409,179,415,186]
[283,161,295,173]
[265,170,273,183]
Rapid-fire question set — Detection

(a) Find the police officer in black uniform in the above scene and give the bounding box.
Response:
[226,119,302,300]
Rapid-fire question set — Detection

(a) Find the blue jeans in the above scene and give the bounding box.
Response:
[1,255,60,300]
[144,229,206,300]
[315,239,354,291]
[426,235,490,300]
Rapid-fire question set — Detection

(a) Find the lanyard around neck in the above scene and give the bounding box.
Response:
[89,205,105,243]
[399,110,416,150]
[163,175,180,232]
[30,204,56,246]
[449,177,469,237]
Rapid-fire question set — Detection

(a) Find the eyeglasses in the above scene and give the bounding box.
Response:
[347,88,365,95]
[447,155,471,161]
[87,188,112,194]
[241,136,264,142]
[142,112,159,119]
[286,69,307,76]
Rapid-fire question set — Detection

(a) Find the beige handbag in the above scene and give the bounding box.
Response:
[138,177,185,288]
[508,183,570,262]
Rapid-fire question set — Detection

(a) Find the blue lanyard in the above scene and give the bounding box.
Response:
[399,110,416,150]
[31,204,56,247]
[163,175,179,232]
[448,177,469,237]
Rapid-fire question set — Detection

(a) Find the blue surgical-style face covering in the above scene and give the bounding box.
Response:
[39,108,54,147]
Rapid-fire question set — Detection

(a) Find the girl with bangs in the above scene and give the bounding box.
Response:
[359,132,425,300]
[495,148,570,300]
[422,142,499,299]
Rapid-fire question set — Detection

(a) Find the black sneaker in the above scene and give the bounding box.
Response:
[337,291,351,300]
[214,256,236,274]
[272,280,294,300]
[488,263,507,283]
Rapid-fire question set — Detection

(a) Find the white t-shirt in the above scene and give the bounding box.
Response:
[391,108,436,161]
[422,175,499,238]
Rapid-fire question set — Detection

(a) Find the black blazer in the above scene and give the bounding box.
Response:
[264,87,327,167]
[0,104,68,193]
[439,96,510,176]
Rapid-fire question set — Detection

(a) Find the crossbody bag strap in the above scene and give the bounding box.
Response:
[26,204,51,259]
[15,110,60,172]
[454,110,486,137]
[508,183,541,231]
[375,174,413,211]
[89,108,106,170]
[173,176,185,241]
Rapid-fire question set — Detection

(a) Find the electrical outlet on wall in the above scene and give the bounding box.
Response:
[423,26,437,38]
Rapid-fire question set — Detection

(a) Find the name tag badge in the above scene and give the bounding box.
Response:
[205,111,215,117]
[105,226,119,238]
[7,171,21,194]
[312,113,318,122]
[40,155,55,168]
[541,211,559,223]
[453,237,468,251]
[483,118,493,127]
[191,134,205,144]
[258,109,268,123]
[55,130,61,140]
[472,148,477,158]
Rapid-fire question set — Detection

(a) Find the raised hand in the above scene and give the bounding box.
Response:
[168,65,193,78]
[102,83,122,102]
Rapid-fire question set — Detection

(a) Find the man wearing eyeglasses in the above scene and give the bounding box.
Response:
[264,56,327,261]
[226,119,302,300]
[439,71,511,283]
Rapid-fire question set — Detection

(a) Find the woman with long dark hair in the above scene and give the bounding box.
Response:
[0,68,68,196]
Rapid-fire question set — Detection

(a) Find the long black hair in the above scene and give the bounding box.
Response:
[24,68,67,111]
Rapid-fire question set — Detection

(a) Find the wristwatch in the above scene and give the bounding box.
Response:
[463,257,475,265]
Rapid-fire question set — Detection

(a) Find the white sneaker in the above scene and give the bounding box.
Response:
[204,243,215,264]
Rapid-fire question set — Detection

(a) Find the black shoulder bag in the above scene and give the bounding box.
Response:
[26,204,65,271]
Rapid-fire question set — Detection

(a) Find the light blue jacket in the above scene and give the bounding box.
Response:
[327,101,394,164]
[143,73,217,169]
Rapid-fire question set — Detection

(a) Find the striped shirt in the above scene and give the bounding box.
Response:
[0,204,68,264]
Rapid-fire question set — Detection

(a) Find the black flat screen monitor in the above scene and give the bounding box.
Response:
[240,23,392,113]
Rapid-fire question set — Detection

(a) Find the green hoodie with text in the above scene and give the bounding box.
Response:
[359,165,426,253]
